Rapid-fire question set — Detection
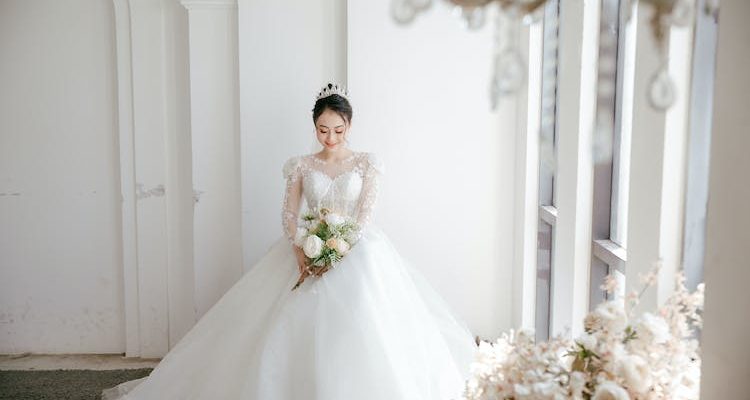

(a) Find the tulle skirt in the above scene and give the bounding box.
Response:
[101,223,478,400]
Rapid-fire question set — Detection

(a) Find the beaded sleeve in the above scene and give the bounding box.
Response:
[281,156,303,247]
[354,152,384,241]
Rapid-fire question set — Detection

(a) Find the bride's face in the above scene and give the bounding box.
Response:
[315,108,349,151]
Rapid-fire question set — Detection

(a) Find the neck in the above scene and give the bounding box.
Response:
[318,147,352,160]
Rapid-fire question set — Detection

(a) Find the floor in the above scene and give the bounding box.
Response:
[0,354,158,400]
[0,353,159,371]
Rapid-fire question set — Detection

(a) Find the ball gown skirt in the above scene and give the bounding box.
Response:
[101,223,478,400]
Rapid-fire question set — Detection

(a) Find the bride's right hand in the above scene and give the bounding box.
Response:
[293,246,309,275]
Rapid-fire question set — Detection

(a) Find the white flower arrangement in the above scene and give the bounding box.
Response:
[464,262,705,400]
[291,207,360,290]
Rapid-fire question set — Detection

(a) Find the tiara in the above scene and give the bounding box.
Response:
[316,82,349,101]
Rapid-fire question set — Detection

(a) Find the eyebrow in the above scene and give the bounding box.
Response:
[319,124,345,129]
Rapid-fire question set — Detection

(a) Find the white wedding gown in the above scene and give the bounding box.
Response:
[101,151,478,400]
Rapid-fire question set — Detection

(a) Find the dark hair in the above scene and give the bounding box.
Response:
[312,93,353,126]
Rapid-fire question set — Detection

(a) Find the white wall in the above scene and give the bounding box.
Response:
[2,0,517,353]
[238,0,348,272]
[700,0,750,396]
[347,2,516,338]
[239,1,515,337]
[0,0,123,353]
[1,0,240,356]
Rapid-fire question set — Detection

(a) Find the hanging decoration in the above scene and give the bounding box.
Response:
[391,0,719,112]
[628,0,688,110]
[391,0,549,110]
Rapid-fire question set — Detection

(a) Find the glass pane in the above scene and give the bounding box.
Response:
[536,222,553,341]
[535,0,560,343]
[540,0,559,208]
[609,0,635,248]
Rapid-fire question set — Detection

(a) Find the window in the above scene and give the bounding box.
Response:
[522,0,716,337]
[590,0,630,307]
[535,0,560,342]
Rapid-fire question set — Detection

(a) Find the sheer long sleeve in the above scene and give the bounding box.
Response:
[281,156,303,247]
[354,153,384,240]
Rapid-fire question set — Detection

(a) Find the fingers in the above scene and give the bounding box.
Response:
[295,263,333,279]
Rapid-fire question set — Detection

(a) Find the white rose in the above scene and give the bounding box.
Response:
[513,384,531,397]
[324,237,351,255]
[515,328,536,345]
[293,228,307,247]
[576,332,598,351]
[593,301,628,332]
[531,381,560,397]
[333,239,350,254]
[569,371,587,398]
[592,380,630,400]
[303,235,324,258]
[617,354,652,395]
[324,212,345,226]
[634,312,671,345]
[605,342,628,373]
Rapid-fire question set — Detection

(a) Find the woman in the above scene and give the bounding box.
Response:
[102,82,477,400]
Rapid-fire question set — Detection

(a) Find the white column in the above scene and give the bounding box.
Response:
[512,21,543,330]
[113,0,196,357]
[180,0,243,318]
[113,0,171,357]
[624,2,692,311]
[112,0,141,358]
[549,0,600,337]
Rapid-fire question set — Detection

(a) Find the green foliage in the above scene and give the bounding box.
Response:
[311,245,342,268]
[301,211,360,270]
[566,342,600,374]
[623,325,638,343]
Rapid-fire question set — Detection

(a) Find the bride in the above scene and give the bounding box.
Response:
[102,82,478,400]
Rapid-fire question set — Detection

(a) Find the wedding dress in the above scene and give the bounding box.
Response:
[101,150,477,400]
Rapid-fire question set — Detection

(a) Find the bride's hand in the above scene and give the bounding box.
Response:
[293,246,309,275]
[311,264,332,277]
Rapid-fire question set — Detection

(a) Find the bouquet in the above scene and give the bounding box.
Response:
[291,207,361,291]
[464,262,705,400]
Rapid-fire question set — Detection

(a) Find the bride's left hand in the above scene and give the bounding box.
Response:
[311,264,332,277]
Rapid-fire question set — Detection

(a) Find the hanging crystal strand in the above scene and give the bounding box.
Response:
[648,60,676,110]
[704,0,719,19]
[490,5,525,110]
[408,0,431,12]
[593,0,620,166]
[668,0,694,26]
[538,0,559,174]
[647,20,676,111]
[645,0,691,110]
[391,0,418,24]
[459,5,487,30]
[391,0,432,25]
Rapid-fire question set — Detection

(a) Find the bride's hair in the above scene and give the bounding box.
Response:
[312,94,353,126]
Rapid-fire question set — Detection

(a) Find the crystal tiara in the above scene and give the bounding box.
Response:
[315,82,349,101]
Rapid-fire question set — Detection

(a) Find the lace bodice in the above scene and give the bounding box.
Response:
[281,151,385,247]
